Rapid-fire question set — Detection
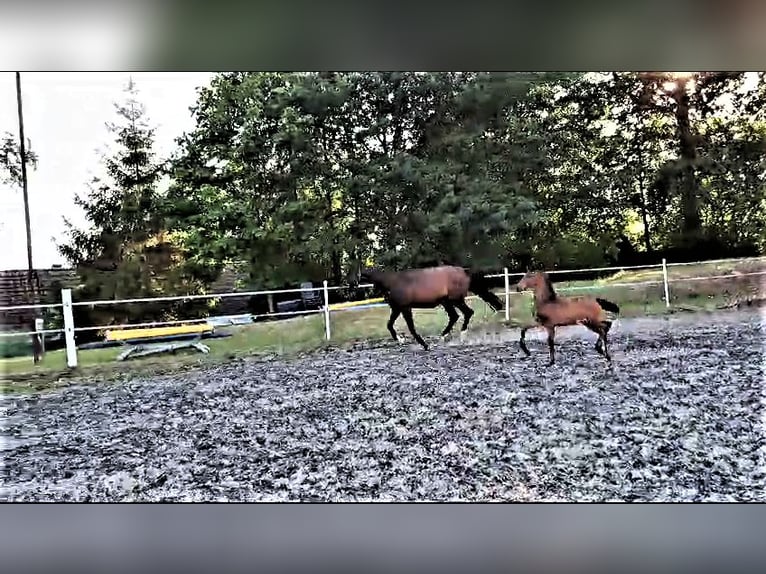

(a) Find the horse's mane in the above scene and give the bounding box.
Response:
[541,272,557,301]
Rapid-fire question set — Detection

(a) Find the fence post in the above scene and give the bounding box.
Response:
[503,267,510,322]
[35,317,45,356]
[322,280,331,341]
[61,288,78,368]
[662,258,670,308]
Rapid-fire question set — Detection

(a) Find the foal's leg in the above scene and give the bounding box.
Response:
[598,322,612,363]
[582,321,605,357]
[402,308,428,350]
[586,319,613,362]
[519,326,531,357]
[454,298,474,338]
[387,307,402,342]
[440,302,460,338]
[545,325,556,366]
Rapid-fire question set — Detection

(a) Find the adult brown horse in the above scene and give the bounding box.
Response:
[515,271,620,366]
[359,265,504,350]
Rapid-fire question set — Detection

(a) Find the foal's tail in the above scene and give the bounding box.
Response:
[596,297,620,314]
[468,272,504,312]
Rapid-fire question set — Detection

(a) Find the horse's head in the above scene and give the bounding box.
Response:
[345,264,380,287]
[515,271,544,292]
[359,267,382,283]
[516,270,556,300]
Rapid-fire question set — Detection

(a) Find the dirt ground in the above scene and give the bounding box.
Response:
[2,309,764,502]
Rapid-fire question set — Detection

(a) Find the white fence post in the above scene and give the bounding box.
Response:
[35,317,45,355]
[322,280,331,341]
[662,258,671,308]
[503,267,510,322]
[61,288,78,368]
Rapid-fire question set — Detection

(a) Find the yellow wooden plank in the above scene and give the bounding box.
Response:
[106,324,212,341]
[329,297,385,311]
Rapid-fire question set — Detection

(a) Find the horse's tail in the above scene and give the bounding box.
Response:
[596,297,620,314]
[468,272,504,312]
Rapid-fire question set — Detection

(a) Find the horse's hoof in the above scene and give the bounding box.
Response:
[459,331,467,341]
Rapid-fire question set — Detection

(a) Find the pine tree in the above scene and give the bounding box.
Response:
[58,79,182,330]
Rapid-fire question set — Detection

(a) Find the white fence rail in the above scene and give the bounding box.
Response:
[1,255,764,369]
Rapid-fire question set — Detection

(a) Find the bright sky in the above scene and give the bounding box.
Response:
[0,72,214,270]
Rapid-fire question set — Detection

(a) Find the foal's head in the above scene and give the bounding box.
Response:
[516,271,556,300]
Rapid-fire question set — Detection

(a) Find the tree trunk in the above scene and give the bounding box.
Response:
[638,171,652,253]
[331,250,342,286]
[672,78,702,237]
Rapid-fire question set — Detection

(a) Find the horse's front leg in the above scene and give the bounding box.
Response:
[387,307,402,342]
[402,308,428,350]
[545,325,556,366]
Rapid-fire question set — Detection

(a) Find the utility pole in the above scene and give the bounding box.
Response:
[16,72,41,363]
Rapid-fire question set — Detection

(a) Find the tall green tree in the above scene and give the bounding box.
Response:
[695,73,766,251]
[58,79,202,329]
[169,72,570,284]
[166,71,764,290]
[549,72,764,258]
[629,72,757,249]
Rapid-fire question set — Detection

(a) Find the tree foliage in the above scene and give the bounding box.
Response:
[57,80,208,332]
[65,72,765,308]
[167,72,592,285]
[1,132,38,188]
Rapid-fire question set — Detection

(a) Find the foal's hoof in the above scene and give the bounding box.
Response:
[459,330,467,341]
[546,361,555,367]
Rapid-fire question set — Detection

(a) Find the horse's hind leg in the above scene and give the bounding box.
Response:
[387,308,401,342]
[440,302,459,338]
[454,298,474,336]
[402,308,428,350]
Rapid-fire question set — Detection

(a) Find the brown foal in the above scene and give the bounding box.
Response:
[515,271,620,366]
